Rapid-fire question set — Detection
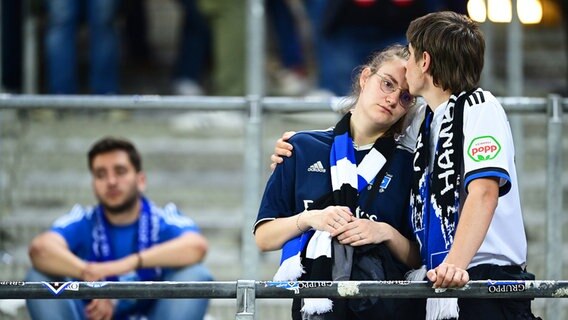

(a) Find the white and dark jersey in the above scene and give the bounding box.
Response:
[407,89,527,268]
[254,129,415,240]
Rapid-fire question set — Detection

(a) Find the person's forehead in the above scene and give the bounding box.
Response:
[92,150,132,168]
[378,59,405,74]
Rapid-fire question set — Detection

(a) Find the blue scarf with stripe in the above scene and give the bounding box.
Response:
[275,112,390,316]
[409,91,475,320]
[92,197,161,281]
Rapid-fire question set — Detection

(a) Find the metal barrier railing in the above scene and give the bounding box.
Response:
[0,93,565,319]
[1,280,568,320]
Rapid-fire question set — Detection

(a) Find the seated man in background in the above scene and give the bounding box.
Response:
[25,136,212,320]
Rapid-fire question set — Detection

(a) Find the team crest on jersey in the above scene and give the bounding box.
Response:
[379,173,392,193]
[467,136,501,162]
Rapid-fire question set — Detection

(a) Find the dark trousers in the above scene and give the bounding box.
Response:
[457,264,541,320]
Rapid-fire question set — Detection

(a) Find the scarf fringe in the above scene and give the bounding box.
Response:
[405,265,427,281]
[273,252,304,281]
[426,297,459,320]
[406,265,459,320]
[302,298,333,315]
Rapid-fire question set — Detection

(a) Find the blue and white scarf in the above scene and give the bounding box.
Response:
[409,91,473,320]
[274,112,390,317]
[92,197,161,281]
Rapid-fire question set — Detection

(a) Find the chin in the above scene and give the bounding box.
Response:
[101,193,139,214]
[104,203,128,215]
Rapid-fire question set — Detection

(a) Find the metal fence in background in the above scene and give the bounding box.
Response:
[0,93,565,276]
[0,93,566,319]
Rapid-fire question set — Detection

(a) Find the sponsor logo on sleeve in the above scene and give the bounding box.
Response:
[467,136,501,162]
[379,173,392,193]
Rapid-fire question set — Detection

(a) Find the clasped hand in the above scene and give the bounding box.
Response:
[306,206,392,246]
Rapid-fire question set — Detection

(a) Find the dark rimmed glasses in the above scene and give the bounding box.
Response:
[376,74,416,109]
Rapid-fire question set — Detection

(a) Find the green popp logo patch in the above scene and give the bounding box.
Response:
[467,136,501,162]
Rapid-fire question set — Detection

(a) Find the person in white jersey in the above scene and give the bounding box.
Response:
[271,11,540,320]
[402,11,539,319]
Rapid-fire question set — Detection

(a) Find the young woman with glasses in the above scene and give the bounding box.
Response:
[254,44,425,320]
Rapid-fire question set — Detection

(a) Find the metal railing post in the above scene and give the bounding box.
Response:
[0,0,4,93]
[236,280,256,320]
[242,0,265,279]
[546,94,564,320]
[246,0,265,98]
[242,95,262,280]
[507,0,526,201]
[480,21,494,90]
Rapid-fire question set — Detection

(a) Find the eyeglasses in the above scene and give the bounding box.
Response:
[376,74,416,109]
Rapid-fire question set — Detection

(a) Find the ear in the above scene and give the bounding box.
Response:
[421,51,431,73]
[137,171,147,193]
[359,67,373,89]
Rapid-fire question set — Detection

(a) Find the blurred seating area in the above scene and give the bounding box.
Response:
[1,0,566,97]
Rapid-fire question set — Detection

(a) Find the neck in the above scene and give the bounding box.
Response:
[423,88,452,112]
[104,199,141,226]
[350,110,386,146]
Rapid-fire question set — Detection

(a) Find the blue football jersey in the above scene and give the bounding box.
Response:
[52,201,200,261]
[256,129,414,239]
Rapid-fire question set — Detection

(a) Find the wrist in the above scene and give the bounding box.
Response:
[79,263,88,280]
[296,211,309,233]
[380,222,394,244]
[135,252,143,269]
[443,255,469,270]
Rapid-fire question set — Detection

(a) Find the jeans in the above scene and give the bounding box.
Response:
[1,0,23,91]
[173,0,211,83]
[267,0,305,70]
[197,0,246,96]
[25,264,213,320]
[44,0,120,94]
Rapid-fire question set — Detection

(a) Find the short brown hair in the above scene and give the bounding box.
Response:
[407,11,484,93]
[88,137,142,172]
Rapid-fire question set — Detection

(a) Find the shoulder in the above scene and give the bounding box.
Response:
[407,103,427,128]
[52,204,94,229]
[150,202,198,229]
[397,103,427,151]
[462,89,507,122]
[289,128,333,148]
[463,89,502,111]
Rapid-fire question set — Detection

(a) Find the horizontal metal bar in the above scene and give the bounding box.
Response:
[0,94,565,113]
[3,280,568,300]
[0,281,237,299]
[0,94,248,111]
[496,97,548,113]
[257,280,568,299]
